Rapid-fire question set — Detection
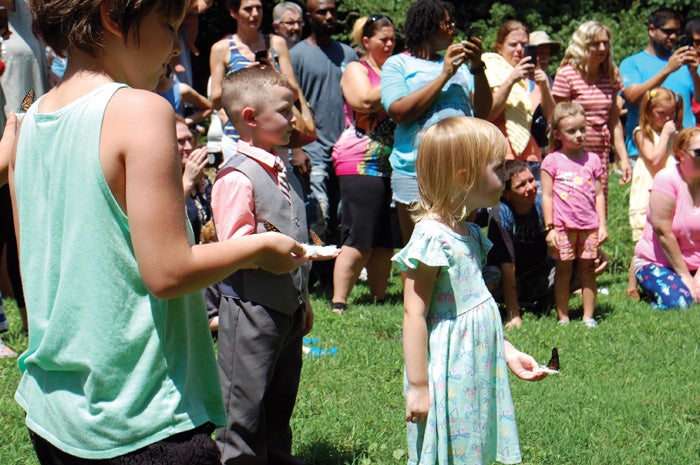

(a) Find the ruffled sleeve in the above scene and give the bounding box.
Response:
[392,221,450,272]
[468,223,492,267]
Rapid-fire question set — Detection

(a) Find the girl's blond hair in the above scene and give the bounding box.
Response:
[560,21,621,84]
[415,117,507,227]
[639,87,683,143]
[549,101,586,151]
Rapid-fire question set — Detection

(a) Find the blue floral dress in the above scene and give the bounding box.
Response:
[392,220,521,465]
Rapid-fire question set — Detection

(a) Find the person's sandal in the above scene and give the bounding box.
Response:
[331,302,346,315]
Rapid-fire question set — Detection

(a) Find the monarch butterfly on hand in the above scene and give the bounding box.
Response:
[309,230,324,246]
[547,347,560,371]
[20,88,35,112]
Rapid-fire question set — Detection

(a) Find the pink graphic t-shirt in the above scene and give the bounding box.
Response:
[541,150,603,230]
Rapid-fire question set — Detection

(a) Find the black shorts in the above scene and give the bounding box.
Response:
[29,423,219,465]
[338,175,393,249]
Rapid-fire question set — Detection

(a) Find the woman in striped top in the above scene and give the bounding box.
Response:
[553,21,632,206]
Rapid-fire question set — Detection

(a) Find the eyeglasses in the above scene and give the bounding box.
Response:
[658,27,680,36]
[441,20,456,30]
[362,14,394,37]
[280,20,303,27]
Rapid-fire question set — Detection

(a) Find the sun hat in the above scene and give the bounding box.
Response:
[529,30,561,55]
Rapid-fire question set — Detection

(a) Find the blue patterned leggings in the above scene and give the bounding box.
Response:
[635,263,693,310]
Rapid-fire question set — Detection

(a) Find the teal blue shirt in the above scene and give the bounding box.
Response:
[14,83,225,459]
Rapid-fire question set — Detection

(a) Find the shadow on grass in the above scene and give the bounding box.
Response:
[296,440,361,465]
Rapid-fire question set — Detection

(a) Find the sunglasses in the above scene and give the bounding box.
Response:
[686,148,700,158]
[362,14,394,36]
[658,27,680,36]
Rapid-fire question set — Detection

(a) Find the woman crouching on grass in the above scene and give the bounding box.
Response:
[632,126,700,309]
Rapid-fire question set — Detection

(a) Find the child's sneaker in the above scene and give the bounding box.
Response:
[0,339,17,358]
[558,317,570,326]
[583,318,598,328]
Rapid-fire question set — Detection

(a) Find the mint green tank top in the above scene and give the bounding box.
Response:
[13,83,225,459]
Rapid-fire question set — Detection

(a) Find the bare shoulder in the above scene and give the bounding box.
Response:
[104,88,175,150]
[271,34,289,52]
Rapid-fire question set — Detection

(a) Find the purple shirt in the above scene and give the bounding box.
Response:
[635,165,700,271]
[542,150,603,230]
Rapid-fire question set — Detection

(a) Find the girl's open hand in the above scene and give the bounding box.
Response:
[405,384,430,424]
[505,349,549,381]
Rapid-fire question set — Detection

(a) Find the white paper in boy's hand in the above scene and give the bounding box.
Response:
[302,244,339,259]
[535,366,559,374]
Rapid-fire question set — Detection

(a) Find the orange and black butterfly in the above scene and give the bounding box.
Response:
[546,347,560,371]
[20,88,35,112]
[263,220,281,233]
[309,230,324,246]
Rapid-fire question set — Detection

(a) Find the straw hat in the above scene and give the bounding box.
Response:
[529,30,561,55]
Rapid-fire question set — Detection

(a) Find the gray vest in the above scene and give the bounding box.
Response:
[217,152,309,315]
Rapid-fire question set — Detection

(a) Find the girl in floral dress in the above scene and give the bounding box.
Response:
[393,117,547,465]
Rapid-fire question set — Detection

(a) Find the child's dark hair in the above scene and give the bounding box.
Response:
[30,0,188,58]
[502,160,531,191]
[648,8,682,28]
[404,0,455,55]
[549,101,586,151]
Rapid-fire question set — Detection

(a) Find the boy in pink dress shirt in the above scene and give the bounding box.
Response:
[211,65,313,465]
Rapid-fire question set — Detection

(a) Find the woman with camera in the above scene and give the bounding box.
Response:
[483,20,555,180]
[208,0,304,155]
[381,0,491,244]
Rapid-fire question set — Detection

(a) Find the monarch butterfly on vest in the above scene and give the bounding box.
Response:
[263,220,280,233]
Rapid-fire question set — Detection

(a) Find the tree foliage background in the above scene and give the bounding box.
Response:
[191,0,700,94]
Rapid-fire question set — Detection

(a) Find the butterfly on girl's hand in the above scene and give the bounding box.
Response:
[537,347,560,374]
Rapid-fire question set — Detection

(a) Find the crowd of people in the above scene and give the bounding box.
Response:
[1,0,700,464]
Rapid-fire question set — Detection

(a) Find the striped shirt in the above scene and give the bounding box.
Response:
[552,64,623,158]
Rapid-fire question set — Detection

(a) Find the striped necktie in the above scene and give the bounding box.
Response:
[276,160,292,204]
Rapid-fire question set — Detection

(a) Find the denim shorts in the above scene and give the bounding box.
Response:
[391,171,419,206]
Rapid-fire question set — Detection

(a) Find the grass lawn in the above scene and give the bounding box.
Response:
[2,174,700,464]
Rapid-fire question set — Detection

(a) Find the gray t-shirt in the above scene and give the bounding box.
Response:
[290,39,358,164]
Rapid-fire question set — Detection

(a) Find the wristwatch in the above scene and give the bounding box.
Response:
[544,224,555,232]
[470,61,486,75]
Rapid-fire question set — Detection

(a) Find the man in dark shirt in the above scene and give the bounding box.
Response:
[486,161,554,328]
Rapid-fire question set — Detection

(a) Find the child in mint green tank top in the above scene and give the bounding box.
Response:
[9,1,310,462]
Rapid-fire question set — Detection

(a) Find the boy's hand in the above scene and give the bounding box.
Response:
[251,232,306,274]
[302,300,314,335]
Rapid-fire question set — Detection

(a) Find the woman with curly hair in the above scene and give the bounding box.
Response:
[381,0,491,244]
[553,21,633,203]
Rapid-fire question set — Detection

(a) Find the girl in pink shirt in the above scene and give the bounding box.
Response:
[542,102,606,327]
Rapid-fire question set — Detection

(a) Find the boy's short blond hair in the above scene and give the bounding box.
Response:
[221,65,293,130]
[416,117,507,227]
[30,0,188,58]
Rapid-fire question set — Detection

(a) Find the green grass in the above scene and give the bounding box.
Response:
[2,175,700,464]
